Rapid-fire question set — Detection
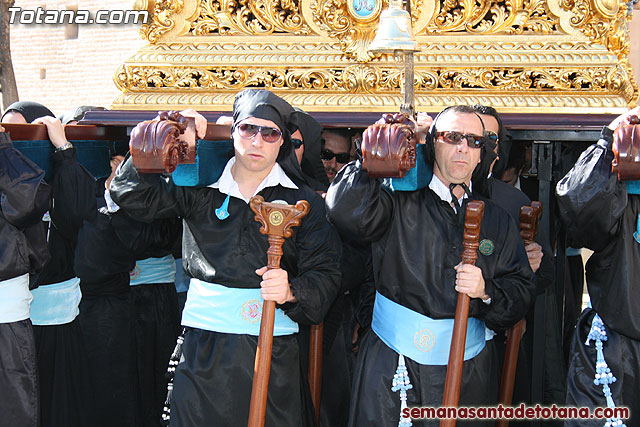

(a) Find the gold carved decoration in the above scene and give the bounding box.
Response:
[427,0,557,34]
[113,0,638,113]
[191,0,312,35]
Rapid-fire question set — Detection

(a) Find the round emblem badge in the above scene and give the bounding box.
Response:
[269,211,284,226]
[241,299,263,323]
[129,265,141,280]
[414,329,435,352]
[479,239,495,256]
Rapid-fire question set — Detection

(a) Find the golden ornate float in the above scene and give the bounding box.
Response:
[112,0,638,113]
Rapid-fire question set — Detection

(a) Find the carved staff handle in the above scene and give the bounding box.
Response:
[497,201,542,427]
[247,196,310,427]
[441,200,485,427]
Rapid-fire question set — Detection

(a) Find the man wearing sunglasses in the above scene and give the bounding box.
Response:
[289,108,329,191]
[472,105,545,275]
[326,105,535,426]
[471,104,556,409]
[110,89,341,427]
[321,129,352,183]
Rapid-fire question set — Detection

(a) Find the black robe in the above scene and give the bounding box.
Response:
[556,137,640,426]
[0,132,50,427]
[30,147,96,427]
[488,176,562,413]
[326,161,535,426]
[129,217,182,427]
[32,147,96,287]
[110,157,342,427]
[74,189,180,427]
[318,241,374,427]
[0,132,51,281]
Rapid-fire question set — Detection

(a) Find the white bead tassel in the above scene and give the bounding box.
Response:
[392,354,413,427]
[585,314,626,427]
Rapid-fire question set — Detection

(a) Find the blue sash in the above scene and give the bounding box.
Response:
[174,258,190,293]
[372,291,487,365]
[181,279,299,336]
[129,255,176,286]
[566,247,582,257]
[30,277,81,326]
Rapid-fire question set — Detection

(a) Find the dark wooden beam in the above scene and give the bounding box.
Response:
[1,123,128,141]
[80,109,618,131]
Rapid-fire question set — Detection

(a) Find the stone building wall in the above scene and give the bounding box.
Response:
[4,0,640,117]
[6,0,145,116]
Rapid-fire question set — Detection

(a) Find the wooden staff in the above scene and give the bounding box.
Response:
[441,200,485,427]
[497,201,542,427]
[248,196,310,427]
[308,323,323,421]
[308,188,326,422]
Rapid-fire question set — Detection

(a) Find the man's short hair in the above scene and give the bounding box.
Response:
[470,104,510,177]
[470,105,501,130]
[432,105,483,133]
[321,128,352,151]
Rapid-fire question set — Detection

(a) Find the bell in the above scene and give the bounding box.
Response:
[369,0,419,53]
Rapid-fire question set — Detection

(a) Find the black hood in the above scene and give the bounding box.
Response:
[2,101,55,123]
[231,89,306,183]
[289,109,329,190]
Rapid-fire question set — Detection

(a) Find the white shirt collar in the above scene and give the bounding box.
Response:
[428,174,472,213]
[208,157,298,203]
[103,189,120,213]
[514,176,521,190]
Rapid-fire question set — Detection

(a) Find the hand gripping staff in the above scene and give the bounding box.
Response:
[496,201,542,427]
[248,196,310,427]
[441,200,485,427]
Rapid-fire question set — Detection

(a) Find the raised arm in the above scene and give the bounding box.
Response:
[325,160,394,244]
[556,127,628,251]
[32,117,97,235]
[109,156,192,221]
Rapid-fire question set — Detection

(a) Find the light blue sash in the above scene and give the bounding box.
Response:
[372,291,487,365]
[181,279,299,336]
[0,274,31,323]
[30,277,81,326]
[566,247,582,257]
[129,255,176,286]
[174,258,190,293]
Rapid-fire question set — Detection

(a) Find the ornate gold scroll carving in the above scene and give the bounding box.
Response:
[113,0,638,113]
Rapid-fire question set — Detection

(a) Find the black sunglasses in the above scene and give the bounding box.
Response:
[485,131,499,144]
[291,138,304,149]
[321,149,350,163]
[236,123,282,143]
[435,131,485,149]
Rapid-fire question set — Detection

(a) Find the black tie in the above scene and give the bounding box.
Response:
[449,183,471,222]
